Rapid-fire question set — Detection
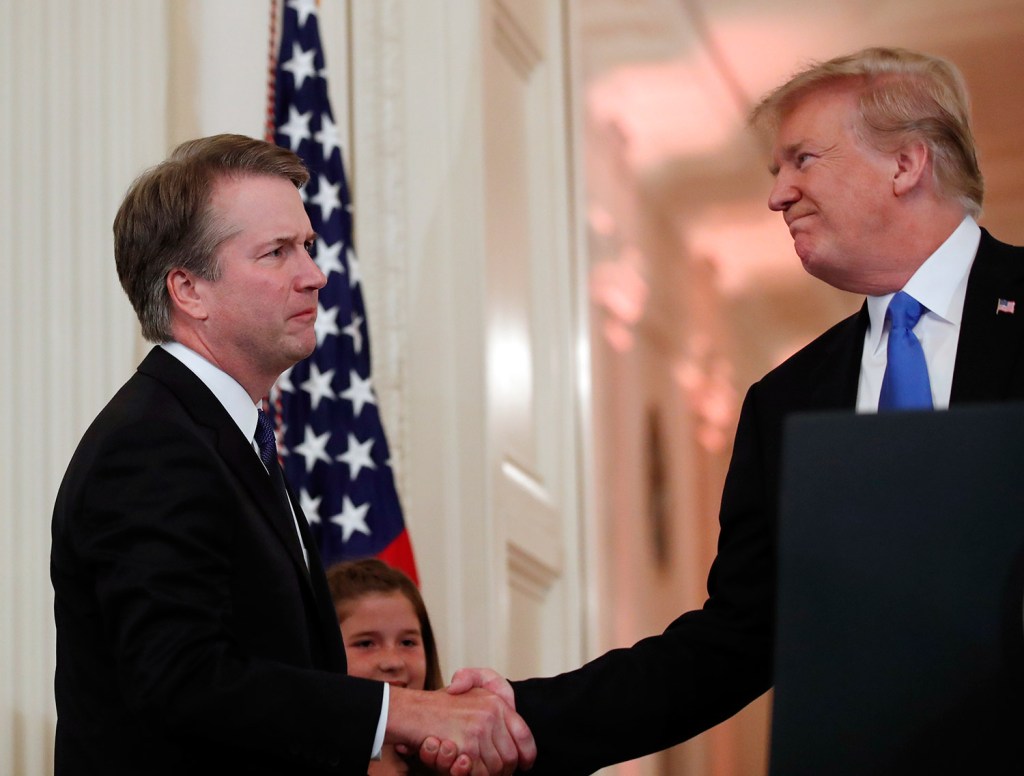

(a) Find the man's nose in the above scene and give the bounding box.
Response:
[302,251,328,290]
[768,171,799,212]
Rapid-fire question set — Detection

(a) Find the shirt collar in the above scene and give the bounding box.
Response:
[160,342,260,443]
[864,215,980,354]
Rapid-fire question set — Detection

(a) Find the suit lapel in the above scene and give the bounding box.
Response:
[137,348,315,591]
[951,230,1024,403]
[806,305,868,411]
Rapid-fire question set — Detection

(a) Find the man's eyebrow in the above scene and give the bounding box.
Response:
[768,142,803,176]
[257,231,318,249]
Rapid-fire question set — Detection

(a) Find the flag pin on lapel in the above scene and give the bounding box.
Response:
[996,298,1016,314]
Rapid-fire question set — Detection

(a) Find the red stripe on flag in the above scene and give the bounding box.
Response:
[377,530,419,586]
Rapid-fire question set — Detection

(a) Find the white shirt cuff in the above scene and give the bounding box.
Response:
[371,682,388,760]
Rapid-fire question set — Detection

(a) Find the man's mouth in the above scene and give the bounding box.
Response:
[786,211,814,232]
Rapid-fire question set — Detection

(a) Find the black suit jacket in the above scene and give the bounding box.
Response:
[51,347,383,775]
[512,229,1024,774]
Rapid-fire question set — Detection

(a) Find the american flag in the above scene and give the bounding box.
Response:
[265,0,418,582]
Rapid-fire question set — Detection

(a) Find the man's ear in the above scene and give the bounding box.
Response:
[892,140,930,197]
[166,268,209,322]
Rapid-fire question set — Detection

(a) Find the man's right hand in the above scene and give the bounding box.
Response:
[388,684,534,776]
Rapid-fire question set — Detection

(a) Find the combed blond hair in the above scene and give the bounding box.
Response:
[750,47,983,217]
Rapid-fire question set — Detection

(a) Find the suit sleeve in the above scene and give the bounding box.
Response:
[511,383,776,775]
[63,415,382,769]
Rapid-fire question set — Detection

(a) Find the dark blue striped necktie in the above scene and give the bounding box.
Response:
[254,409,278,468]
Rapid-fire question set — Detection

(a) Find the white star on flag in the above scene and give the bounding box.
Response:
[340,370,376,417]
[315,237,345,278]
[347,247,362,288]
[292,425,332,473]
[275,365,296,394]
[310,174,341,221]
[277,106,312,152]
[300,363,336,411]
[331,496,372,542]
[314,302,340,346]
[281,42,317,89]
[300,488,323,524]
[337,433,377,481]
[343,313,364,354]
[315,114,343,160]
[287,0,318,28]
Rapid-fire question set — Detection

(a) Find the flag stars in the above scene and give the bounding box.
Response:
[331,496,372,543]
[347,247,362,288]
[341,370,376,417]
[275,365,296,395]
[272,5,412,573]
[300,363,336,411]
[337,433,377,481]
[315,114,343,161]
[287,0,319,28]
[343,312,364,354]
[293,425,332,473]
[281,42,318,90]
[299,488,323,525]
[310,174,342,221]
[315,237,345,278]
[278,106,312,152]
[314,302,341,347]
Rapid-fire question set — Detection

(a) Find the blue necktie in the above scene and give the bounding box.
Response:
[255,409,278,468]
[878,291,933,411]
[255,408,308,567]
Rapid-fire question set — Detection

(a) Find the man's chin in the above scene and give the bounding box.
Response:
[802,262,866,294]
[795,245,818,276]
[281,339,318,369]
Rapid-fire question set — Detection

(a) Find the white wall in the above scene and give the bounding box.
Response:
[1,2,168,772]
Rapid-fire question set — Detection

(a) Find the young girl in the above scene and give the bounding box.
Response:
[327,558,443,776]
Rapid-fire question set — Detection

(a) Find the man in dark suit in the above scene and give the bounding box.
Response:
[436,47,1024,774]
[51,134,534,776]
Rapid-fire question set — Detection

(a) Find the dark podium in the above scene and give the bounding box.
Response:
[770,404,1024,775]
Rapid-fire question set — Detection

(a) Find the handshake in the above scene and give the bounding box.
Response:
[388,668,532,776]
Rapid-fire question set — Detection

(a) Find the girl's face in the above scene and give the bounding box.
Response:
[338,591,427,690]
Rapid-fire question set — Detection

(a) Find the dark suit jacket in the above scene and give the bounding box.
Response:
[51,347,383,775]
[512,229,1024,774]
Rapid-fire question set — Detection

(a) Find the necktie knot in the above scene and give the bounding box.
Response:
[887,291,925,331]
[879,291,932,411]
[255,409,278,469]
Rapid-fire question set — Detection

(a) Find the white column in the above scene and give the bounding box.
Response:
[0,2,168,772]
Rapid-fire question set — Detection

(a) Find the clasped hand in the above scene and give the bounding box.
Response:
[390,669,530,776]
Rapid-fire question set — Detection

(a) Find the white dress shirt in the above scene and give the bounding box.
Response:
[857,216,981,413]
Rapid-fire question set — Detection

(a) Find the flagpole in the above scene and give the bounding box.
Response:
[264,0,280,143]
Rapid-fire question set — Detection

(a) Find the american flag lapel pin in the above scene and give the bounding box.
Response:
[996,298,1016,315]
